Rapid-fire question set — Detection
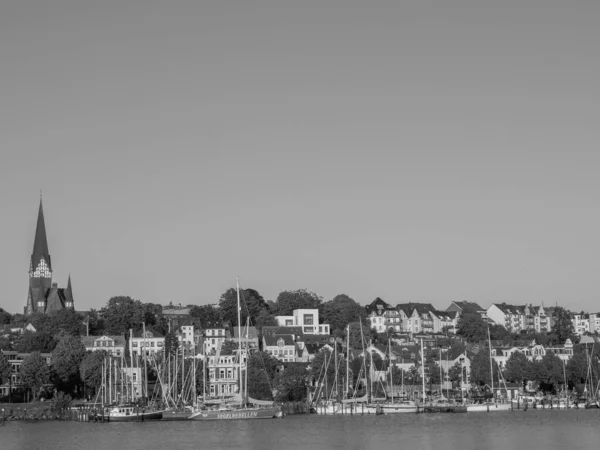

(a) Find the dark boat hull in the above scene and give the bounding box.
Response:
[89,411,164,422]
[188,407,281,421]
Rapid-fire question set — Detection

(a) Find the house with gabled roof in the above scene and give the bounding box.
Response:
[446,301,486,316]
[396,303,436,335]
[263,334,297,363]
[366,297,402,333]
[487,303,524,332]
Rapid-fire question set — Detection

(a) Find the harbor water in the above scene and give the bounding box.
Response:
[2,409,600,450]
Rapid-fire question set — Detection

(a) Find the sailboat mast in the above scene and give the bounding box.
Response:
[488,327,494,400]
[389,340,394,404]
[143,322,148,402]
[236,278,243,401]
[129,329,134,403]
[345,324,350,399]
[438,348,442,397]
[420,338,425,403]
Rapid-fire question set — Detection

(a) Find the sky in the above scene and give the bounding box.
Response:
[1,1,600,314]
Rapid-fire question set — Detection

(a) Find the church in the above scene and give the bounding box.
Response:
[24,198,75,315]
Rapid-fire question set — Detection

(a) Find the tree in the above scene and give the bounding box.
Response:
[503,351,531,385]
[448,362,465,388]
[537,351,564,392]
[274,289,323,316]
[20,352,51,401]
[550,307,575,345]
[0,307,11,324]
[275,364,309,402]
[348,322,371,349]
[219,288,269,327]
[189,304,222,327]
[247,351,278,400]
[80,351,107,394]
[15,331,57,353]
[220,340,238,355]
[321,294,366,335]
[52,332,87,395]
[100,296,145,335]
[456,313,487,342]
[254,309,278,331]
[565,351,587,387]
[0,351,11,386]
[469,348,496,386]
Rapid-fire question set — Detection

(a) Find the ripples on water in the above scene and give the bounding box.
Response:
[2,410,600,450]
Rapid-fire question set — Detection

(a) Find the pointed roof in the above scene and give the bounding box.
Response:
[64,275,74,304]
[31,197,51,272]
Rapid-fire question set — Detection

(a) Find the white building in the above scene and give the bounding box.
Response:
[129,330,165,357]
[82,335,126,357]
[366,298,402,333]
[203,323,230,355]
[275,309,330,335]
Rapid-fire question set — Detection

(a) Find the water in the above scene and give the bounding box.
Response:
[2,409,600,450]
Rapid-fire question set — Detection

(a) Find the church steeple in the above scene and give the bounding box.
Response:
[30,196,52,277]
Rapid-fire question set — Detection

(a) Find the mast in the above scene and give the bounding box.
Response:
[345,324,350,399]
[488,326,494,400]
[236,278,243,400]
[109,355,112,405]
[369,339,374,400]
[389,340,394,404]
[143,322,148,402]
[438,348,442,398]
[129,329,135,403]
[203,352,206,403]
[420,338,425,404]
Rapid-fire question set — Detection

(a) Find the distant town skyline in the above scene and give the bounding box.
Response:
[2,2,600,314]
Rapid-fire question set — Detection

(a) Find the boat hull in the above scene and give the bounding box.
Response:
[419,404,468,413]
[89,411,164,422]
[467,403,512,412]
[188,407,281,420]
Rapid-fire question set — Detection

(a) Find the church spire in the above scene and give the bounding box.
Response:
[31,196,52,274]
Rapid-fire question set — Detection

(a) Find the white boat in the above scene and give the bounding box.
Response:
[467,401,512,412]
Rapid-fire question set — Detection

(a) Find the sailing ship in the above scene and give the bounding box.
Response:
[90,342,164,422]
[188,278,282,421]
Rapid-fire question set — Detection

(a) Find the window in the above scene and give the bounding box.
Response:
[303,314,314,325]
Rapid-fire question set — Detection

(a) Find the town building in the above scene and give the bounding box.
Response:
[446,301,487,318]
[203,322,230,355]
[491,339,574,367]
[486,304,526,333]
[0,351,52,399]
[396,303,436,335]
[365,298,402,333]
[82,335,127,357]
[129,330,165,357]
[24,198,76,315]
[275,309,330,335]
[207,352,242,397]
[429,310,458,334]
[572,312,591,335]
[263,334,297,362]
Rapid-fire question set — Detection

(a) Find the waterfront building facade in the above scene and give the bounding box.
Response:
[0,351,52,398]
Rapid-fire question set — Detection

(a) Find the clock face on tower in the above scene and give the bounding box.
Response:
[32,258,51,278]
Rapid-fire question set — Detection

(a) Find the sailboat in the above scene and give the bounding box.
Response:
[189,278,282,421]
[467,328,511,412]
[368,340,416,414]
[418,338,466,413]
[90,344,164,422]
